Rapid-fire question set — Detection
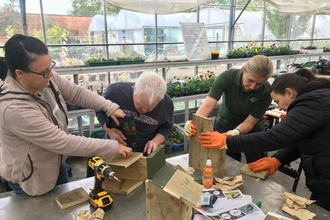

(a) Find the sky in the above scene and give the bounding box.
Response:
[0,0,72,15]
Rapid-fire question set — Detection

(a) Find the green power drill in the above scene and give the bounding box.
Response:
[106,114,137,151]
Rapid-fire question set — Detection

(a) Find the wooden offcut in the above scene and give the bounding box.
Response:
[101,152,142,168]
[189,113,226,172]
[55,187,89,210]
[145,180,193,220]
[240,164,269,179]
[103,178,143,195]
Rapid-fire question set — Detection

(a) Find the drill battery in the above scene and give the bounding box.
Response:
[89,189,113,210]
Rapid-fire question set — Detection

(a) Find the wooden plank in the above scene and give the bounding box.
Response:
[147,144,165,179]
[110,157,147,181]
[101,152,143,168]
[145,180,192,220]
[240,164,269,179]
[55,187,88,210]
[189,113,226,172]
[102,178,143,195]
[163,169,203,208]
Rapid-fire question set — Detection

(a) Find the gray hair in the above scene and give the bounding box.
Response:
[134,71,166,105]
[245,55,274,78]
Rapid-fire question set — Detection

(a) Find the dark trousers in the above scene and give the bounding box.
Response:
[311,192,330,212]
[7,162,69,195]
[213,121,268,164]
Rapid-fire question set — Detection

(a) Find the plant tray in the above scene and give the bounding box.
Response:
[172,143,184,152]
[118,60,145,65]
[84,61,118,67]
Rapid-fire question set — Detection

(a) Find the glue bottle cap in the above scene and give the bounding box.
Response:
[206,159,212,167]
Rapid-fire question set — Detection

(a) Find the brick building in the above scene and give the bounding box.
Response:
[26,14,93,40]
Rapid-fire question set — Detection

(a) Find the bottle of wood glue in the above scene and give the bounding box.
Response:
[203,159,214,189]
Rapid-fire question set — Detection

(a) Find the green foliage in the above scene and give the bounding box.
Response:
[0,0,20,35]
[167,130,184,144]
[32,25,71,44]
[68,0,120,16]
[87,58,116,62]
[166,74,216,97]
[133,56,143,60]
[86,56,142,62]
[228,41,293,57]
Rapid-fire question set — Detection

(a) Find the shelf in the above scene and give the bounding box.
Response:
[171,93,208,103]
[54,52,330,75]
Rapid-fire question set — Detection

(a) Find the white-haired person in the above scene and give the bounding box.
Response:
[184,55,274,163]
[96,72,174,155]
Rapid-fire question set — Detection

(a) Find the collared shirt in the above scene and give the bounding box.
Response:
[208,68,272,131]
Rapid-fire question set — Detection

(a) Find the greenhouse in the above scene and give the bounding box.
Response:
[0,0,330,219]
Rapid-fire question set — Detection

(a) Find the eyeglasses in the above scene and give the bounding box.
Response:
[27,60,56,79]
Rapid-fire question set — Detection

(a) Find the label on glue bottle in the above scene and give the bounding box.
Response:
[203,176,213,186]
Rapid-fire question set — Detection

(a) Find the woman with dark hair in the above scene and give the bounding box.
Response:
[198,68,330,211]
[0,34,132,196]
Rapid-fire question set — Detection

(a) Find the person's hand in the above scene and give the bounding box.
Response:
[110,108,125,126]
[225,128,240,136]
[198,130,228,149]
[144,140,158,155]
[184,120,197,137]
[117,143,132,158]
[248,157,281,177]
[105,127,127,146]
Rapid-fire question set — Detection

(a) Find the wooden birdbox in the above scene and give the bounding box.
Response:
[145,163,204,220]
[189,113,226,173]
[101,144,166,195]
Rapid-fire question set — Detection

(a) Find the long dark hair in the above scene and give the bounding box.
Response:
[270,68,330,95]
[0,34,48,80]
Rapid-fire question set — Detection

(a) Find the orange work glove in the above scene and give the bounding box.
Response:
[198,130,228,149]
[248,157,281,177]
[184,120,197,137]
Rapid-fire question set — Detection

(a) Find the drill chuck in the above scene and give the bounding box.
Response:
[103,168,120,182]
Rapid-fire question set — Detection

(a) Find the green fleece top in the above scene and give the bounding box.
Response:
[208,68,271,132]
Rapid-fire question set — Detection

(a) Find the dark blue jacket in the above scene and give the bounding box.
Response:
[227,80,330,194]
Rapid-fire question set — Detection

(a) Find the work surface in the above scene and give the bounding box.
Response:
[0,155,329,220]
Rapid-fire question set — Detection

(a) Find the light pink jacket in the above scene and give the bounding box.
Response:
[0,72,120,196]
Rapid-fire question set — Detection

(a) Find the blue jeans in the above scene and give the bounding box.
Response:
[214,121,268,164]
[8,162,69,195]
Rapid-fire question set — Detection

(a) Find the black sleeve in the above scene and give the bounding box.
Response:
[227,98,324,153]
[96,85,112,127]
[155,96,174,139]
[272,145,301,166]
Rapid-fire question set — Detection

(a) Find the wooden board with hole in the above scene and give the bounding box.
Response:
[189,113,226,172]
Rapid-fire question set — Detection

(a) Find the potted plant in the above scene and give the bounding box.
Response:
[227,47,246,58]
[117,56,145,65]
[211,49,219,60]
[164,140,172,154]
[84,58,118,67]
